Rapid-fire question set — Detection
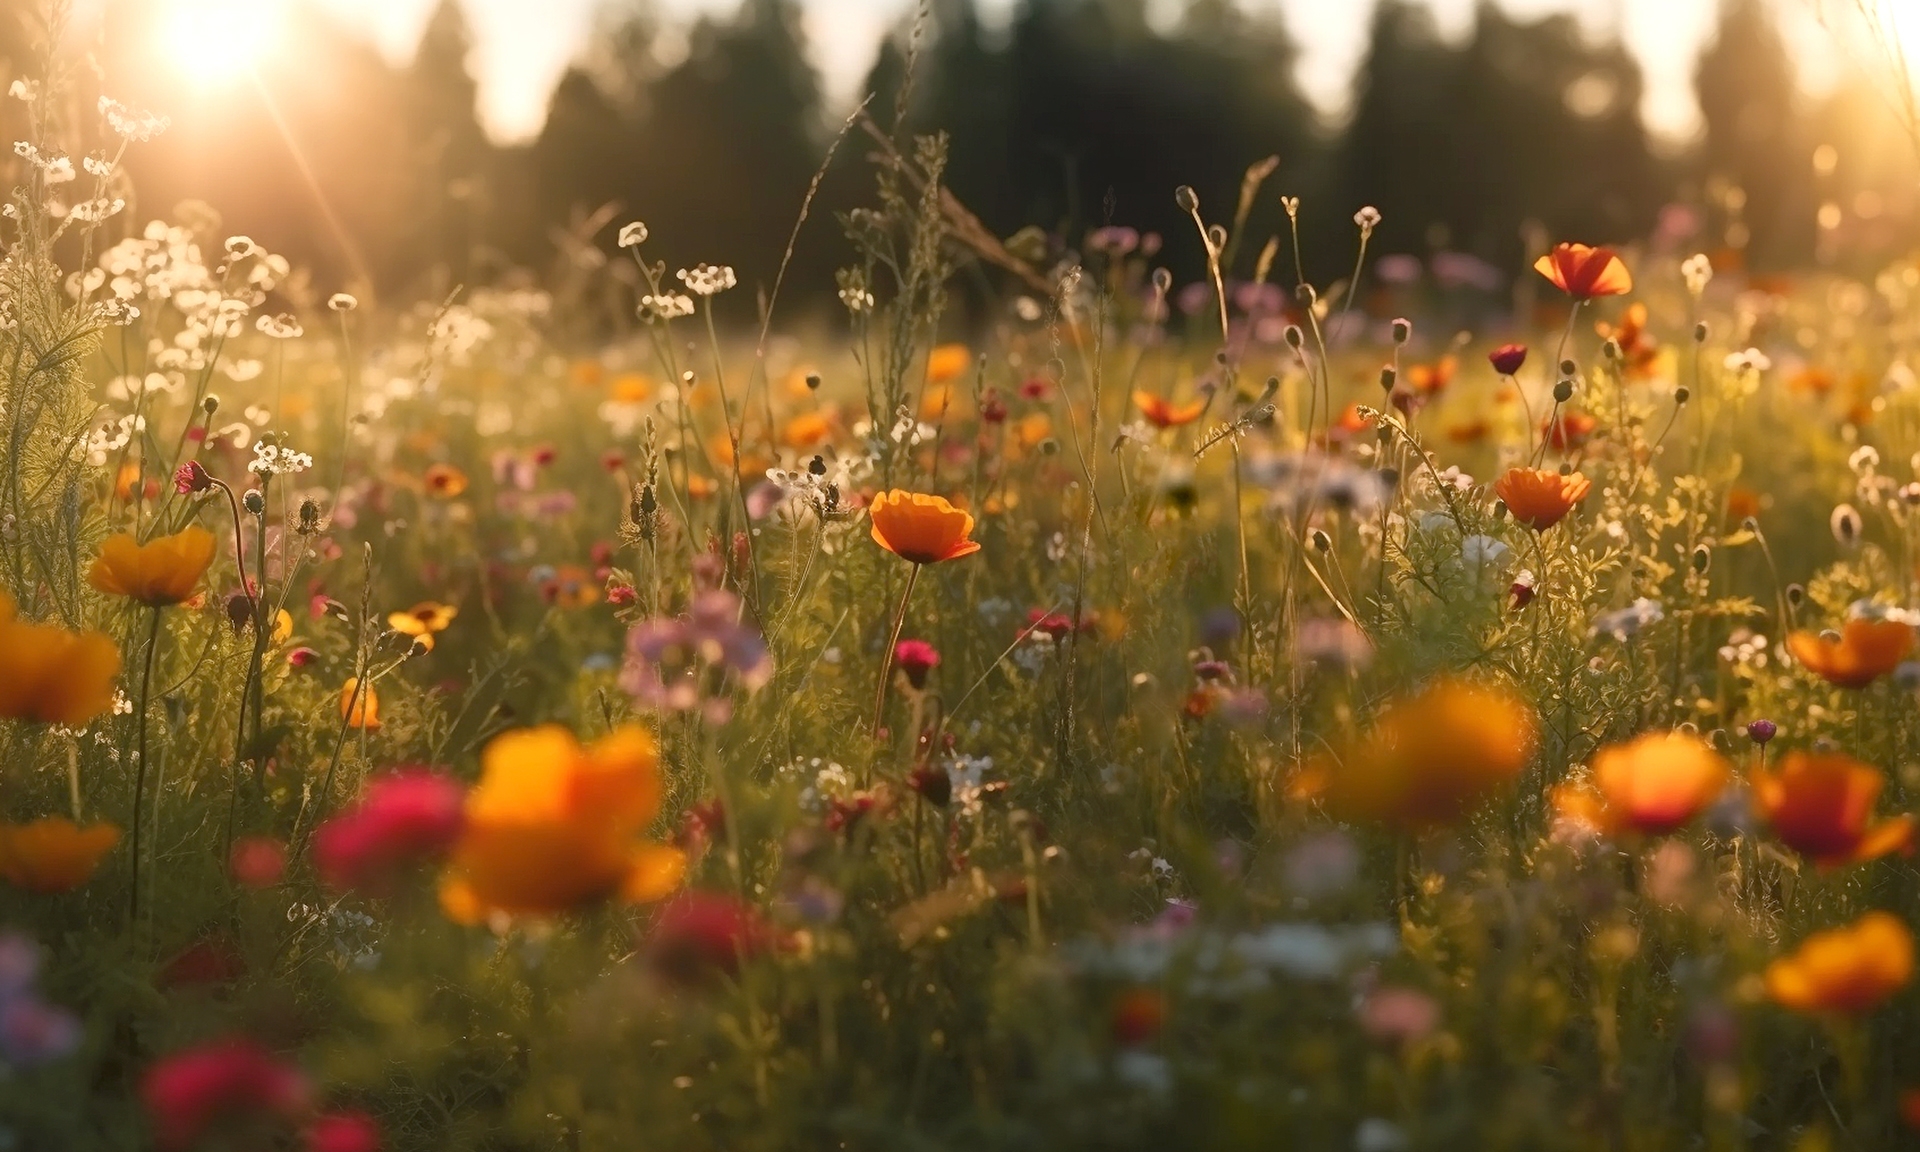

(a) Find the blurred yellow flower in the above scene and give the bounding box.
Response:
[423,464,469,499]
[0,593,121,726]
[0,818,119,893]
[341,678,380,731]
[1765,911,1913,1015]
[87,527,216,606]
[1300,678,1536,830]
[439,725,685,922]
[388,601,457,651]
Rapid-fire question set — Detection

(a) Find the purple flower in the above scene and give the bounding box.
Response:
[620,590,772,722]
[0,996,80,1067]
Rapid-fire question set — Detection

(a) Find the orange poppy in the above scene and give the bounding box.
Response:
[1597,302,1660,378]
[1295,678,1536,830]
[423,464,469,499]
[927,343,972,385]
[1446,418,1491,444]
[608,372,653,403]
[439,725,685,922]
[1765,911,1913,1015]
[1751,750,1917,868]
[0,818,120,892]
[869,490,982,565]
[1495,467,1591,530]
[1404,355,1457,396]
[0,592,122,726]
[1132,390,1207,430]
[781,411,832,449]
[1534,242,1633,300]
[1556,732,1730,836]
[1787,618,1914,688]
[87,527,217,607]
[341,678,380,731]
[1541,411,1599,452]
[1725,486,1762,523]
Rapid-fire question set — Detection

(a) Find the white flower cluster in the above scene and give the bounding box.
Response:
[249,441,315,477]
[98,97,170,142]
[639,293,694,320]
[676,264,736,297]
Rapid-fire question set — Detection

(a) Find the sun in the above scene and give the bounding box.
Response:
[159,0,284,86]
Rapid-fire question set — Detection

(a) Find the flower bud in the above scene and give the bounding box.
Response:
[1173,186,1199,213]
[242,489,265,515]
[1553,379,1574,403]
[1488,344,1527,376]
[1391,318,1412,344]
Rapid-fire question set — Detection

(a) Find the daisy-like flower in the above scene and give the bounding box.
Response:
[422,463,469,499]
[1534,242,1633,300]
[387,601,457,651]
[87,526,216,606]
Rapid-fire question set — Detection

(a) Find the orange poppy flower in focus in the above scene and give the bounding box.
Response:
[88,527,217,607]
[439,724,685,922]
[341,678,381,731]
[0,818,120,893]
[1787,618,1914,688]
[1565,732,1731,836]
[1751,750,1916,868]
[423,464,469,499]
[1534,242,1633,300]
[0,593,122,726]
[869,490,982,565]
[1765,911,1913,1015]
[1132,390,1207,429]
[1495,467,1591,530]
[1299,678,1536,831]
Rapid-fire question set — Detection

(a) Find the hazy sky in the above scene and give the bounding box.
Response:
[304,0,1849,145]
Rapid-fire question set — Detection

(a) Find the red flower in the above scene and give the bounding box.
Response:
[229,837,286,888]
[646,891,776,985]
[307,1110,381,1152]
[1488,343,1528,376]
[893,639,941,690]
[174,461,213,494]
[313,771,466,893]
[1542,410,1599,452]
[141,1037,310,1152]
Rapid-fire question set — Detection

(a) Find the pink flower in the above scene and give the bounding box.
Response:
[893,639,940,690]
[313,771,466,893]
[307,1110,381,1152]
[647,892,777,985]
[228,837,286,888]
[1359,986,1440,1044]
[141,1037,310,1151]
[174,461,213,494]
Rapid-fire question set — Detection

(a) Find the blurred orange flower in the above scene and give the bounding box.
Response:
[1596,302,1660,378]
[1132,390,1207,429]
[1765,911,1913,1014]
[608,372,653,403]
[1751,749,1916,868]
[423,464,468,498]
[440,725,685,921]
[1725,486,1761,523]
[1558,732,1730,836]
[0,817,119,893]
[388,602,457,651]
[1404,355,1457,396]
[1787,618,1913,688]
[88,527,216,607]
[869,490,982,565]
[927,343,972,385]
[1541,410,1598,452]
[341,678,380,731]
[0,592,121,726]
[1495,467,1590,530]
[1534,242,1633,300]
[781,411,832,449]
[1299,678,1536,830]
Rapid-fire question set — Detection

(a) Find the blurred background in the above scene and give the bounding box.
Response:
[2,0,1916,310]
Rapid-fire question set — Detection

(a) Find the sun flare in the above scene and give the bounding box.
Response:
[159,0,283,86]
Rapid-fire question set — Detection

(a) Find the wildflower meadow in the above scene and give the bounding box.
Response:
[8,1,1920,1149]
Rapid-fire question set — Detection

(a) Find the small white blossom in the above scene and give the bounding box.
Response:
[249,441,315,477]
[617,221,649,248]
[676,264,736,297]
